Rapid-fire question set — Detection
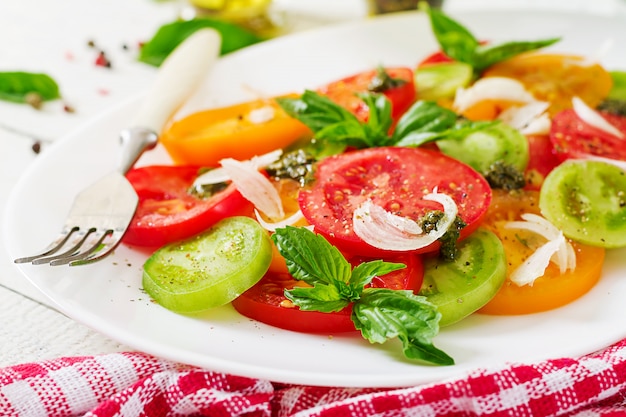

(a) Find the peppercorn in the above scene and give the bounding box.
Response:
[95,51,112,68]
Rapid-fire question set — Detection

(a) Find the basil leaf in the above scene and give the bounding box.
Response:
[0,72,60,103]
[350,260,406,289]
[392,100,457,143]
[278,90,397,148]
[272,226,352,286]
[285,284,350,312]
[315,120,370,148]
[273,226,454,364]
[139,18,263,66]
[277,90,360,133]
[473,39,560,74]
[427,7,478,64]
[424,4,560,75]
[392,100,497,147]
[353,288,454,366]
[358,92,394,146]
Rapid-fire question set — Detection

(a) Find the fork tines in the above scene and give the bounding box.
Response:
[14,226,122,266]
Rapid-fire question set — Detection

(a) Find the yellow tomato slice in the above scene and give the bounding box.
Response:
[161,96,312,166]
[478,189,605,315]
[483,53,613,116]
[266,178,308,275]
[460,98,528,121]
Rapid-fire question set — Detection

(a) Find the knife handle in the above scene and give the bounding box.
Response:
[117,28,222,174]
[132,28,222,132]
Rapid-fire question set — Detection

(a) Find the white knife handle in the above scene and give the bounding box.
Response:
[132,28,222,131]
[118,28,222,174]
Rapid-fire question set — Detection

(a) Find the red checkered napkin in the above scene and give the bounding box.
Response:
[1,339,626,417]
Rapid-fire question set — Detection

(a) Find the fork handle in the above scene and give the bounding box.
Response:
[118,28,222,173]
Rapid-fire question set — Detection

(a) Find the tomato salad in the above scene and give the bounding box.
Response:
[124,7,626,366]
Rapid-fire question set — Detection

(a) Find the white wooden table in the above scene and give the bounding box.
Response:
[1,0,624,367]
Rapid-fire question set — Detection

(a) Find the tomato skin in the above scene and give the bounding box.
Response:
[142,216,272,313]
[418,51,453,67]
[478,189,605,315]
[524,134,562,190]
[123,165,253,247]
[299,147,492,257]
[160,96,311,167]
[318,67,416,122]
[232,252,423,333]
[549,109,626,162]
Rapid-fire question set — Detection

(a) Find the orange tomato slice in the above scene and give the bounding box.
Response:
[478,189,605,315]
[161,96,312,167]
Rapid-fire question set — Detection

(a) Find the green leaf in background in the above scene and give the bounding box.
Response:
[139,18,263,66]
[0,72,60,104]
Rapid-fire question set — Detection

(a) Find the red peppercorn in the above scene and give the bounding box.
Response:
[95,51,111,68]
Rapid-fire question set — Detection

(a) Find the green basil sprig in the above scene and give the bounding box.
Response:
[139,19,263,67]
[277,90,494,149]
[0,72,60,104]
[424,4,560,75]
[273,225,454,366]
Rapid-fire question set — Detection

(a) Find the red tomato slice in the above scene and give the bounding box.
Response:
[317,67,416,122]
[231,252,423,333]
[418,51,453,67]
[524,134,562,190]
[550,109,626,162]
[123,165,253,247]
[299,147,492,257]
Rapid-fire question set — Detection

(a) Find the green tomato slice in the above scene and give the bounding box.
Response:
[437,122,529,175]
[419,228,507,327]
[142,216,272,313]
[608,71,626,101]
[539,160,626,248]
[414,62,473,101]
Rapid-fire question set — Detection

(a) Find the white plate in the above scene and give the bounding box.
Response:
[4,10,626,388]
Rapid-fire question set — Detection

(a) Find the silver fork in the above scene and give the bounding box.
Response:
[14,28,222,266]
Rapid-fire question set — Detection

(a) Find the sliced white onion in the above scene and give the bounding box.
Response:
[520,113,552,135]
[498,101,551,135]
[192,149,283,187]
[352,190,458,251]
[453,77,536,113]
[249,149,284,167]
[572,96,624,139]
[582,154,626,172]
[220,158,284,220]
[255,209,304,232]
[509,234,566,287]
[505,213,576,277]
[248,106,275,124]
